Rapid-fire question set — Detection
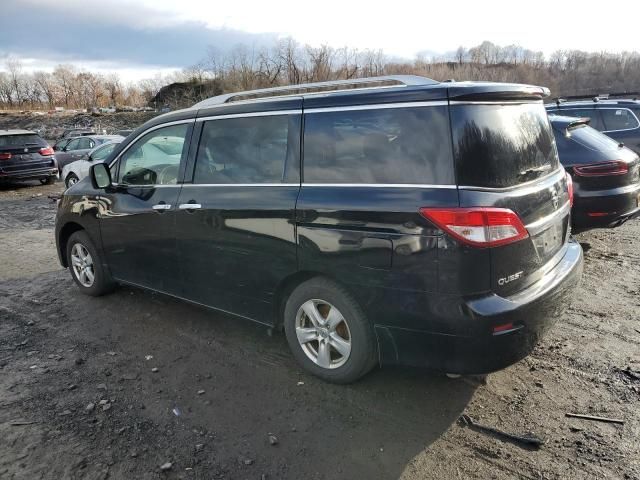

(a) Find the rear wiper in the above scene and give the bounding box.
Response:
[518,164,551,179]
[618,142,625,148]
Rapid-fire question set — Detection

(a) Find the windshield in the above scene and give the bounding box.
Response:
[92,143,117,161]
[451,103,559,188]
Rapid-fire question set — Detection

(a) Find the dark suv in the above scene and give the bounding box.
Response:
[55,76,583,383]
[0,129,57,184]
[550,115,640,229]
[546,98,640,154]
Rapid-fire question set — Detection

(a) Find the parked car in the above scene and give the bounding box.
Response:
[55,76,583,384]
[0,129,57,184]
[550,115,640,229]
[54,135,124,171]
[546,98,640,154]
[61,139,124,188]
[59,129,96,140]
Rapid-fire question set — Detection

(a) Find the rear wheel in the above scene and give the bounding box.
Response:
[65,173,79,188]
[284,278,377,384]
[66,231,115,296]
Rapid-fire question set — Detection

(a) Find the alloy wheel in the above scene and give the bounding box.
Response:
[295,299,352,369]
[71,243,95,287]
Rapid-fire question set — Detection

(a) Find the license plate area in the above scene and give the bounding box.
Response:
[533,218,564,258]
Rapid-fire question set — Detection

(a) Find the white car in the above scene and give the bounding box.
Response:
[61,140,123,188]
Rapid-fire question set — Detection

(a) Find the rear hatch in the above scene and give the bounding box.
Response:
[553,118,640,192]
[449,98,570,297]
[0,133,55,175]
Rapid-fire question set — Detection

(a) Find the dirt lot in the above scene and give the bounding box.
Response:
[1,180,639,480]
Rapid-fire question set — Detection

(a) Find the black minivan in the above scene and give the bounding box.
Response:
[55,76,583,383]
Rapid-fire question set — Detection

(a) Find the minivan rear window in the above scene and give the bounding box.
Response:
[303,106,455,185]
[451,103,559,188]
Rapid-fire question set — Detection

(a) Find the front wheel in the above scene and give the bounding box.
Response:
[284,278,377,384]
[66,231,115,296]
[65,173,79,188]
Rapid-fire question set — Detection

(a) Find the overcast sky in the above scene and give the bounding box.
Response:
[2,0,640,81]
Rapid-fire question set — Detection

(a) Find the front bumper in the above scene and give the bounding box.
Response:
[572,183,640,228]
[375,240,583,373]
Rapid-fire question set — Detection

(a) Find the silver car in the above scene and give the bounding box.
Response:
[54,135,123,171]
[61,139,123,188]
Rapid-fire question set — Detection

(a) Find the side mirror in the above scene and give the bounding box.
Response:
[90,163,111,189]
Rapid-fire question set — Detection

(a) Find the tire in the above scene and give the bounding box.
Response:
[66,231,115,296]
[65,173,79,188]
[40,176,56,185]
[283,277,378,384]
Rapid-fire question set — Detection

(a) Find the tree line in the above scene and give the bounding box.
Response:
[1,39,639,111]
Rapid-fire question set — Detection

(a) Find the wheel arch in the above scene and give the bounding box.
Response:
[57,221,85,267]
[272,270,355,330]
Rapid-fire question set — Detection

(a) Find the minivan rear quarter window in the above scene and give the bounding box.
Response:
[303,106,454,184]
[451,103,559,188]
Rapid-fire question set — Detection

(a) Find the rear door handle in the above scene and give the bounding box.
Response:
[178,203,202,210]
[152,203,172,210]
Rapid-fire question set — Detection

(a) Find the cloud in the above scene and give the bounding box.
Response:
[0,0,279,72]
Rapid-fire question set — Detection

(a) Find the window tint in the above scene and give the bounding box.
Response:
[567,124,621,151]
[66,138,80,150]
[117,124,189,185]
[77,137,94,149]
[601,108,640,131]
[92,143,117,161]
[0,134,45,147]
[451,103,558,188]
[194,115,293,184]
[303,106,454,184]
[557,109,604,130]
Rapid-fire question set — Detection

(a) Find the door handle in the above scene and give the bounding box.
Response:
[152,203,172,210]
[178,203,202,210]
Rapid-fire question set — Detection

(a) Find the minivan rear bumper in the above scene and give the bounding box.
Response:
[375,239,583,374]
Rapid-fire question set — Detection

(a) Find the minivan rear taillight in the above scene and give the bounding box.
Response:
[0,153,11,160]
[573,161,628,177]
[39,147,55,156]
[565,171,574,206]
[419,208,529,248]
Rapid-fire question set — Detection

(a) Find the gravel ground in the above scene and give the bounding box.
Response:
[0,180,639,480]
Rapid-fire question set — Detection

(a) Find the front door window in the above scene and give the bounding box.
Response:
[117,124,189,186]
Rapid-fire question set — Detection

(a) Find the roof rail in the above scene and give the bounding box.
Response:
[193,75,438,108]
[553,91,640,103]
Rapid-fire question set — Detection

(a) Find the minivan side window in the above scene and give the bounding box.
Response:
[117,123,189,186]
[601,108,640,132]
[303,106,455,185]
[193,115,296,184]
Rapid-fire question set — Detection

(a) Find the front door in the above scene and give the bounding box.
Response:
[99,121,193,294]
[175,110,302,324]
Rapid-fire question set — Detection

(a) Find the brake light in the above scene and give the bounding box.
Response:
[419,207,529,248]
[0,153,11,160]
[39,147,55,156]
[565,171,574,206]
[573,161,628,177]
